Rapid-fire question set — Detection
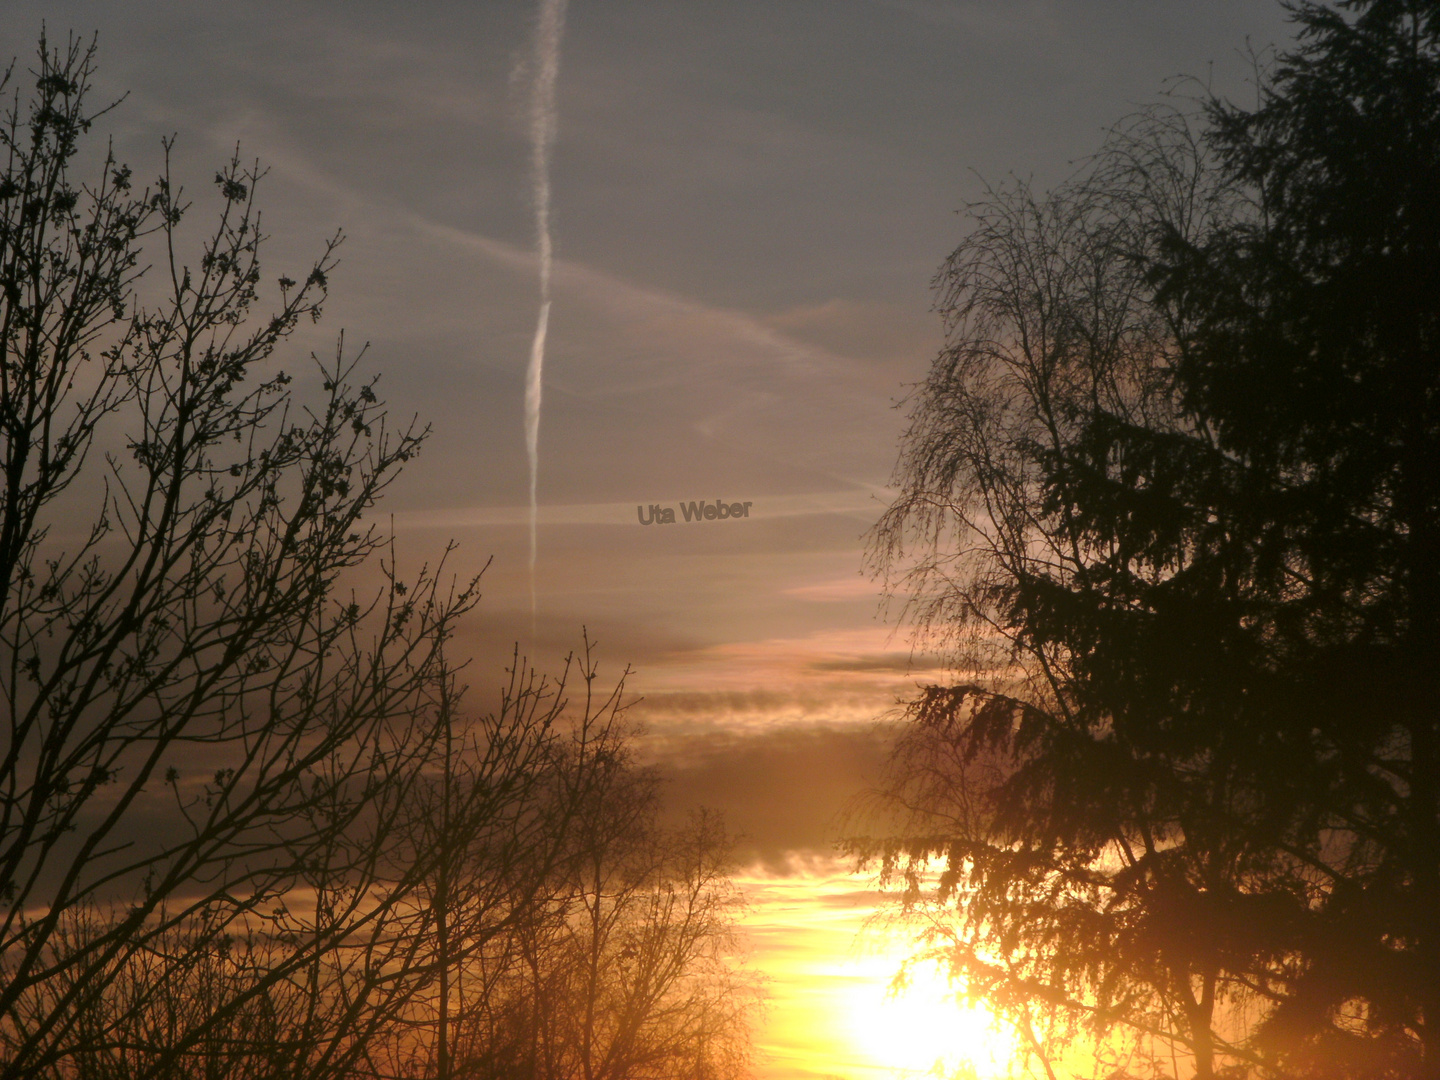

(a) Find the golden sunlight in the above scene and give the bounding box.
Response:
[741,865,1022,1080]
[843,955,1018,1079]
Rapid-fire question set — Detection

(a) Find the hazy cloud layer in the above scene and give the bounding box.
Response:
[643,722,895,870]
[2,2,1290,700]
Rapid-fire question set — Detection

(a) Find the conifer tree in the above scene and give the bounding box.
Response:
[863,3,1440,1076]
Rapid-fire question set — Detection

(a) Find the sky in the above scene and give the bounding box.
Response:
[2,3,1294,1076]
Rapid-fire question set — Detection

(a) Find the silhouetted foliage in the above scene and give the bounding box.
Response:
[0,30,471,1079]
[377,646,757,1080]
[508,777,756,1080]
[0,33,756,1080]
[858,3,1440,1078]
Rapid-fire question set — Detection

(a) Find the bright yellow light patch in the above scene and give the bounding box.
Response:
[843,956,1017,1078]
[739,863,1022,1080]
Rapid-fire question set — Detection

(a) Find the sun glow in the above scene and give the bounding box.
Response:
[844,956,1019,1079]
[740,865,1026,1080]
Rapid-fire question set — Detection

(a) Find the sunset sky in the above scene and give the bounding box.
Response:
[3,3,1294,1075]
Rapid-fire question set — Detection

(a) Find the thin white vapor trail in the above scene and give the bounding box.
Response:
[526,0,567,629]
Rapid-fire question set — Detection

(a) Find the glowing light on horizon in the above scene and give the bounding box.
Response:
[843,958,1018,1079]
[740,865,1023,1080]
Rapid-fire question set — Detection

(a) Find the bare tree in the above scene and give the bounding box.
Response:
[378,647,757,1080]
[1,34,761,1080]
[386,645,631,1080]
[0,34,479,1079]
[511,755,757,1080]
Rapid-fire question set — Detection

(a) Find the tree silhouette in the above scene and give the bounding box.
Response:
[860,3,1440,1078]
[0,31,488,1079]
[0,34,758,1079]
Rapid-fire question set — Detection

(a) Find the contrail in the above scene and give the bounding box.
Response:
[525,0,567,631]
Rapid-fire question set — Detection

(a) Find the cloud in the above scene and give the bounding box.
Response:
[781,575,883,603]
[633,628,938,694]
[642,722,897,872]
[764,297,942,367]
[807,653,932,674]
